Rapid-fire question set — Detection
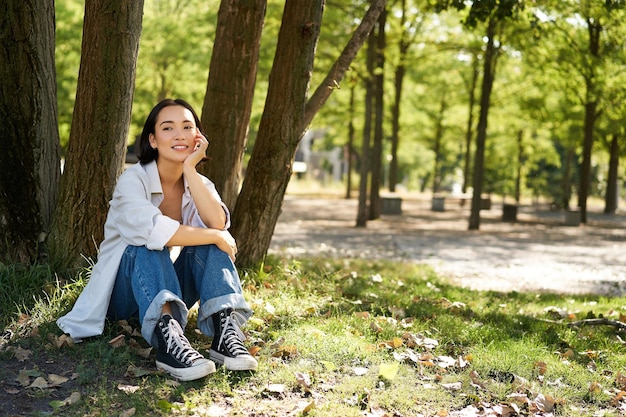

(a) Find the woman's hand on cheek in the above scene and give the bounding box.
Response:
[184,129,209,167]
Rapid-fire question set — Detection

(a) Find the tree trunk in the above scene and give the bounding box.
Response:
[469,18,498,231]
[388,0,408,193]
[49,0,144,267]
[561,147,574,210]
[345,84,356,199]
[514,129,523,203]
[200,0,266,209]
[578,19,602,224]
[0,0,61,264]
[231,0,323,266]
[604,133,619,214]
[462,54,479,194]
[356,26,376,228]
[369,7,386,221]
[432,95,447,195]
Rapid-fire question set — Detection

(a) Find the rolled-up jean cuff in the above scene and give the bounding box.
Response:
[143,290,188,347]
[197,294,252,337]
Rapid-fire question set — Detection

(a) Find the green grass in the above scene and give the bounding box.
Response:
[2,256,626,416]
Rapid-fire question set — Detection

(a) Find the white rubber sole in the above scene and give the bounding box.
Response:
[156,358,216,381]
[209,350,258,371]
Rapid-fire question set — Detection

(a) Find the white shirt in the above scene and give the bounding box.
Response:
[56,161,229,341]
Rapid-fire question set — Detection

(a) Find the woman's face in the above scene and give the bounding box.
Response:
[149,105,198,163]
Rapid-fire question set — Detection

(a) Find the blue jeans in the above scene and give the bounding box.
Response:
[107,244,251,347]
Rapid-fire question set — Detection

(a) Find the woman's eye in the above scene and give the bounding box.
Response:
[184,125,194,130]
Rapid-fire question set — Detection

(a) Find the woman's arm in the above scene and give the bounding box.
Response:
[166,225,237,261]
[183,164,227,229]
[183,131,227,229]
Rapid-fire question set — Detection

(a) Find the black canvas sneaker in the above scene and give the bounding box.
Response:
[209,308,258,371]
[155,315,215,381]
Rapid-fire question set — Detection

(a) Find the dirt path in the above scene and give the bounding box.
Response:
[269,195,626,296]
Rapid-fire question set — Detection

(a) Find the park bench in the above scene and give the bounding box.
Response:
[431,194,491,212]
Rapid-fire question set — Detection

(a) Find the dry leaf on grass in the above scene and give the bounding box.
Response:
[118,383,141,394]
[108,334,125,348]
[294,372,312,392]
[8,346,32,362]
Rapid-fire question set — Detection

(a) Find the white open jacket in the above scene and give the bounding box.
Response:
[56,161,229,342]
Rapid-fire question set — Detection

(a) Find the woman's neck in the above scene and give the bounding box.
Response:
[156,159,184,188]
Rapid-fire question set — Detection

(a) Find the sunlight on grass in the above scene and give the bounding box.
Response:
[2,257,626,416]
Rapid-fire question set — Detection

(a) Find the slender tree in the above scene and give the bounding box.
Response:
[49,0,144,267]
[0,0,61,264]
[369,6,386,220]
[356,26,376,227]
[468,16,499,230]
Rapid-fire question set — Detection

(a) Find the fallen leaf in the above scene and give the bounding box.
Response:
[118,384,141,394]
[353,367,369,376]
[295,372,312,392]
[248,346,261,357]
[272,344,298,359]
[51,334,74,349]
[118,320,133,334]
[17,369,37,387]
[4,387,20,395]
[48,374,69,386]
[11,346,32,362]
[108,334,125,348]
[125,364,152,378]
[534,361,548,375]
[379,362,399,381]
[265,384,285,394]
[589,381,602,393]
[435,355,457,369]
[532,393,555,412]
[355,311,370,319]
[441,382,462,391]
[29,376,49,389]
[120,408,136,417]
[370,322,383,333]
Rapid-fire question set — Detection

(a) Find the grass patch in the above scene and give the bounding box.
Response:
[2,257,626,416]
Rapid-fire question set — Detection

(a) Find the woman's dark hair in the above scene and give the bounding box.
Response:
[138,98,203,165]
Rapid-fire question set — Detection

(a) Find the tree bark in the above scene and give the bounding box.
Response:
[432,95,447,195]
[468,18,498,231]
[200,0,266,209]
[0,0,61,264]
[356,27,376,228]
[369,7,386,221]
[462,54,479,194]
[231,0,324,267]
[388,0,408,193]
[49,0,144,267]
[345,84,356,199]
[577,18,602,224]
[514,129,523,203]
[604,133,619,214]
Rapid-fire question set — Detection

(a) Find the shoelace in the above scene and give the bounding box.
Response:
[217,310,249,356]
[163,318,205,365]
